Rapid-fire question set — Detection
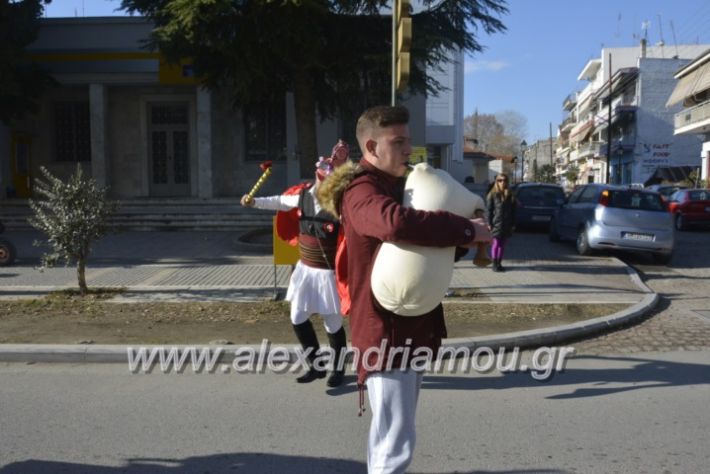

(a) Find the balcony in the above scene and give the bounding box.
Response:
[595,101,638,130]
[570,118,594,144]
[556,138,570,151]
[559,115,576,132]
[578,141,604,158]
[674,100,710,135]
[563,93,577,111]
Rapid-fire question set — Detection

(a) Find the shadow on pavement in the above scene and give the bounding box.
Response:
[420,354,709,400]
[0,455,570,474]
[313,342,708,401]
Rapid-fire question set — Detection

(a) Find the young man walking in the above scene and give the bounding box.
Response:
[320,106,491,472]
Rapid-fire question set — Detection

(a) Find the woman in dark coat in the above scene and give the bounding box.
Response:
[486,173,515,272]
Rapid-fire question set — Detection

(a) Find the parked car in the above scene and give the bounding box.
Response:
[549,184,674,264]
[667,188,710,230]
[646,184,688,199]
[0,220,17,266]
[513,183,566,229]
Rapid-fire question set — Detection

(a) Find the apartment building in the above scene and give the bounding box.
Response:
[522,138,555,181]
[556,42,708,186]
[668,48,710,184]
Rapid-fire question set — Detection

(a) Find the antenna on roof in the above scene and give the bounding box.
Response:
[656,14,665,52]
[669,20,680,58]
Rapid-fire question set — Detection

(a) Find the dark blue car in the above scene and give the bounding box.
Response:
[513,183,566,229]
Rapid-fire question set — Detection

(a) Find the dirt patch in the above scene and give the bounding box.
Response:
[0,293,628,344]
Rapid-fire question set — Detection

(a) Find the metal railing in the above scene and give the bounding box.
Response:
[578,141,604,157]
[559,115,576,131]
[563,93,577,110]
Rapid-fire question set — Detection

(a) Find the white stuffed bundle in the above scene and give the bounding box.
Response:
[371,163,485,316]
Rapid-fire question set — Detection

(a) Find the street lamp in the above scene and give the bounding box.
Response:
[519,140,527,183]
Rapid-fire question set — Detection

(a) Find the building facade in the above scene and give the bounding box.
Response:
[555,42,709,187]
[522,138,555,181]
[668,48,710,184]
[1,16,466,201]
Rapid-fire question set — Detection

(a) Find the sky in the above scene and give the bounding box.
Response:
[44,0,710,142]
[465,0,710,142]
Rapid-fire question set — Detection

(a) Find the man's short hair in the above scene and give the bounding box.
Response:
[356,105,410,146]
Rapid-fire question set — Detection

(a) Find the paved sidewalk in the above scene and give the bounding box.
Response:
[0,230,646,304]
[0,229,662,362]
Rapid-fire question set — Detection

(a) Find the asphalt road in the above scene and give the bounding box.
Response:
[1,228,709,474]
[0,350,708,474]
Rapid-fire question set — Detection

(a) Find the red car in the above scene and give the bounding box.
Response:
[668,189,710,230]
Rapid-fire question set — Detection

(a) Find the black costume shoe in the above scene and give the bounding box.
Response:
[326,327,347,387]
[296,367,327,383]
[292,320,326,384]
[497,259,506,272]
[491,259,501,272]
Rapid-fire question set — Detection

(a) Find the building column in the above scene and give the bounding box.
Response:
[285,92,299,184]
[197,87,213,198]
[89,84,108,188]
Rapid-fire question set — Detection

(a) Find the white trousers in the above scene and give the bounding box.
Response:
[366,370,424,474]
[290,308,343,334]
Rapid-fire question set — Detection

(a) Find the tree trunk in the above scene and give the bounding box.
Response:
[77,257,88,296]
[293,67,318,180]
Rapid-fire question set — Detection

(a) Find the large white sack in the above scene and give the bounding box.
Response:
[371,163,485,316]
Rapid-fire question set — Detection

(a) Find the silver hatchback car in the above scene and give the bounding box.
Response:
[550,184,674,264]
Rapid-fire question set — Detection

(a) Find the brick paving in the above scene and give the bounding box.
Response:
[573,230,710,354]
[1,230,645,304]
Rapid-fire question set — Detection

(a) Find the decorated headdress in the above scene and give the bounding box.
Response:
[316,139,350,181]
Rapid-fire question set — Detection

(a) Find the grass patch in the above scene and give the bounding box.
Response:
[0,299,628,345]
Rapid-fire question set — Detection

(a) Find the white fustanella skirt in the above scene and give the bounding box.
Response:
[286,260,341,315]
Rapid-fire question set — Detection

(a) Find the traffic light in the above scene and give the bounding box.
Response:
[395,0,412,92]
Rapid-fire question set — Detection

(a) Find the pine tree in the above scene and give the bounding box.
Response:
[121,0,508,176]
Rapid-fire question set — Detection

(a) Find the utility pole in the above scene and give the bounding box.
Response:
[605,53,613,184]
[549,122,554,167]
[391,0,397,105]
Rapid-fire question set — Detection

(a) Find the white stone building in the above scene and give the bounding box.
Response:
[0,16,466,201]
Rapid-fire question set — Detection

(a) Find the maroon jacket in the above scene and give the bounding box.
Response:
[340,160,476,385]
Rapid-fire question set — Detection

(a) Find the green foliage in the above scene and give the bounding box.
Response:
[684,169,707,188]
[564,164,579,184]
[120,0,508,176]
[28,165,118,295]
[120,0,507,104]
[0,0,56,125]
[537,164,556,184]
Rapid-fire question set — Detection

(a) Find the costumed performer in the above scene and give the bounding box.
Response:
[240,140,350,387]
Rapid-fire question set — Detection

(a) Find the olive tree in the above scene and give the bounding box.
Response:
[29,165,118,295]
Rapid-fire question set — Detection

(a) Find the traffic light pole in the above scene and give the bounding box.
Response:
[391,0,411,105]
[391,0,397,105]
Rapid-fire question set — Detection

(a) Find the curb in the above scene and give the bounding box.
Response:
[443,259,657,351]
[0,259,659,364]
